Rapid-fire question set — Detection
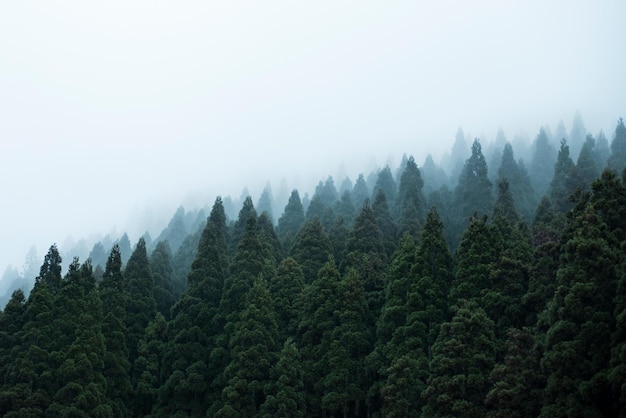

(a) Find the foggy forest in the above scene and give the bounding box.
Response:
[1,115,626,417]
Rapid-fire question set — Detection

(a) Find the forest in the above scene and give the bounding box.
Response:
[1,117,626,417]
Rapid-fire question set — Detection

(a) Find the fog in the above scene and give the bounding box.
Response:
[1,1,625,279]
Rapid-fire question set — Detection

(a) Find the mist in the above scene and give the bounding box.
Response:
[1,1,625,285]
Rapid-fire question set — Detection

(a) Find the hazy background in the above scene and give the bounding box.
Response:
[1,1,625,274]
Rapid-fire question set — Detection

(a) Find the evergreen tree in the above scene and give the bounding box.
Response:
[372,166,398,214]
[540,200,620,417]
[396,155,426,238]
[290,219,332,284]
[321,268,371,417]
[421,154,448,194]
[259,338,306,418]
[99,244,131,416]
[577,134,600,190]
[277,190,305,249]
[549,139,582,213]
[422,300,496,418]
[150,240,176,319]
[454,139,493,238]
[229,196,256,255]
[485,328,543,418]
[334,189,357,227]
[352,174,370,209]
[530,127,558,198]
[217,278,279,417]
[297,260,342,415]
[257,183,275,224]
[607,118,626,174]
[269,257,305,340]
[372,189,398,258]
[498,143,536,221]
[124,237,156,364]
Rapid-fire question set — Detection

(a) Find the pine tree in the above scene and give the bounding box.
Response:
[259,338,306,418]
[124,237,156,364]
[454,139,493,239]
[530,127,558,198]
[99,244,131,416]
[372,166,398,215]
[422,300,496,418]
[217,277,280,417]
[277,190,305,249]
[352,174,370,209]
[290,219,332,284]
[498,143,536,221]
[485,328,543,418]
[607,118,626,174]
[150,240,176,319]
[396,155,426,238]
[268,257,305,340]
[372,189,398,258]
[549,139,582,213]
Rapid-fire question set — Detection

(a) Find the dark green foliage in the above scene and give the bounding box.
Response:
[450,215,499,303]
[277,190,305,248]
[486,327,543,418]
[269,257,305,339]
[297,260,342,415]
[36,244,62,295]
[230,196,256,255]
[124,237,156,364]
[396,155,425,238]
[372,189,398,258]
[217,277,279,417]
[290,218,332,284]
[422,300,496,418]
[260,338,305,418]
[540,201,620,417]
[150,241,176,319]
[257,211,283,266]
[549,139,582,213]
[454,139,493,239]
[99,245,131,416]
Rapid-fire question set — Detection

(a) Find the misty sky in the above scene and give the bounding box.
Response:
[1,1,625,274]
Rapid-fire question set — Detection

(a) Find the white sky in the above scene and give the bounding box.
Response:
[1,0,625,274]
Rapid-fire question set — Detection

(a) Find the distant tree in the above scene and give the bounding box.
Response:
[352,174,370,209]
[396,155,426,238]
[118,232,132,265]
[372,189,398,258]
[334,189,357,227]
[454,139,493,231]
[530,128,558,198]
[548,139,581,212]
[593,130,610,170]
[498,143,537,221]
[568,111,587,160]
[257,182,275,224]
[372,166,398,215]
[607,118,626,174]
[277,190,305,249]
[421,154,448,194]
[576,134,600,190]
[156,206,188,253]
[448,127,469,187]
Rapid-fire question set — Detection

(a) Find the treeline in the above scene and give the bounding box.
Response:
[1,118,626,416]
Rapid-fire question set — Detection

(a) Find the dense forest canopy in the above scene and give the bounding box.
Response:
[1,117,626,416]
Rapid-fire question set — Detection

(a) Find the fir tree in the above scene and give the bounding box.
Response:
[277,190,305,249]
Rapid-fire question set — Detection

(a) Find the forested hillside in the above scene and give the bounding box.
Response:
[1,119,626,417]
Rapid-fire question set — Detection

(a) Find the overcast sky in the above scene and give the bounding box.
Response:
[1,1,625,275]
